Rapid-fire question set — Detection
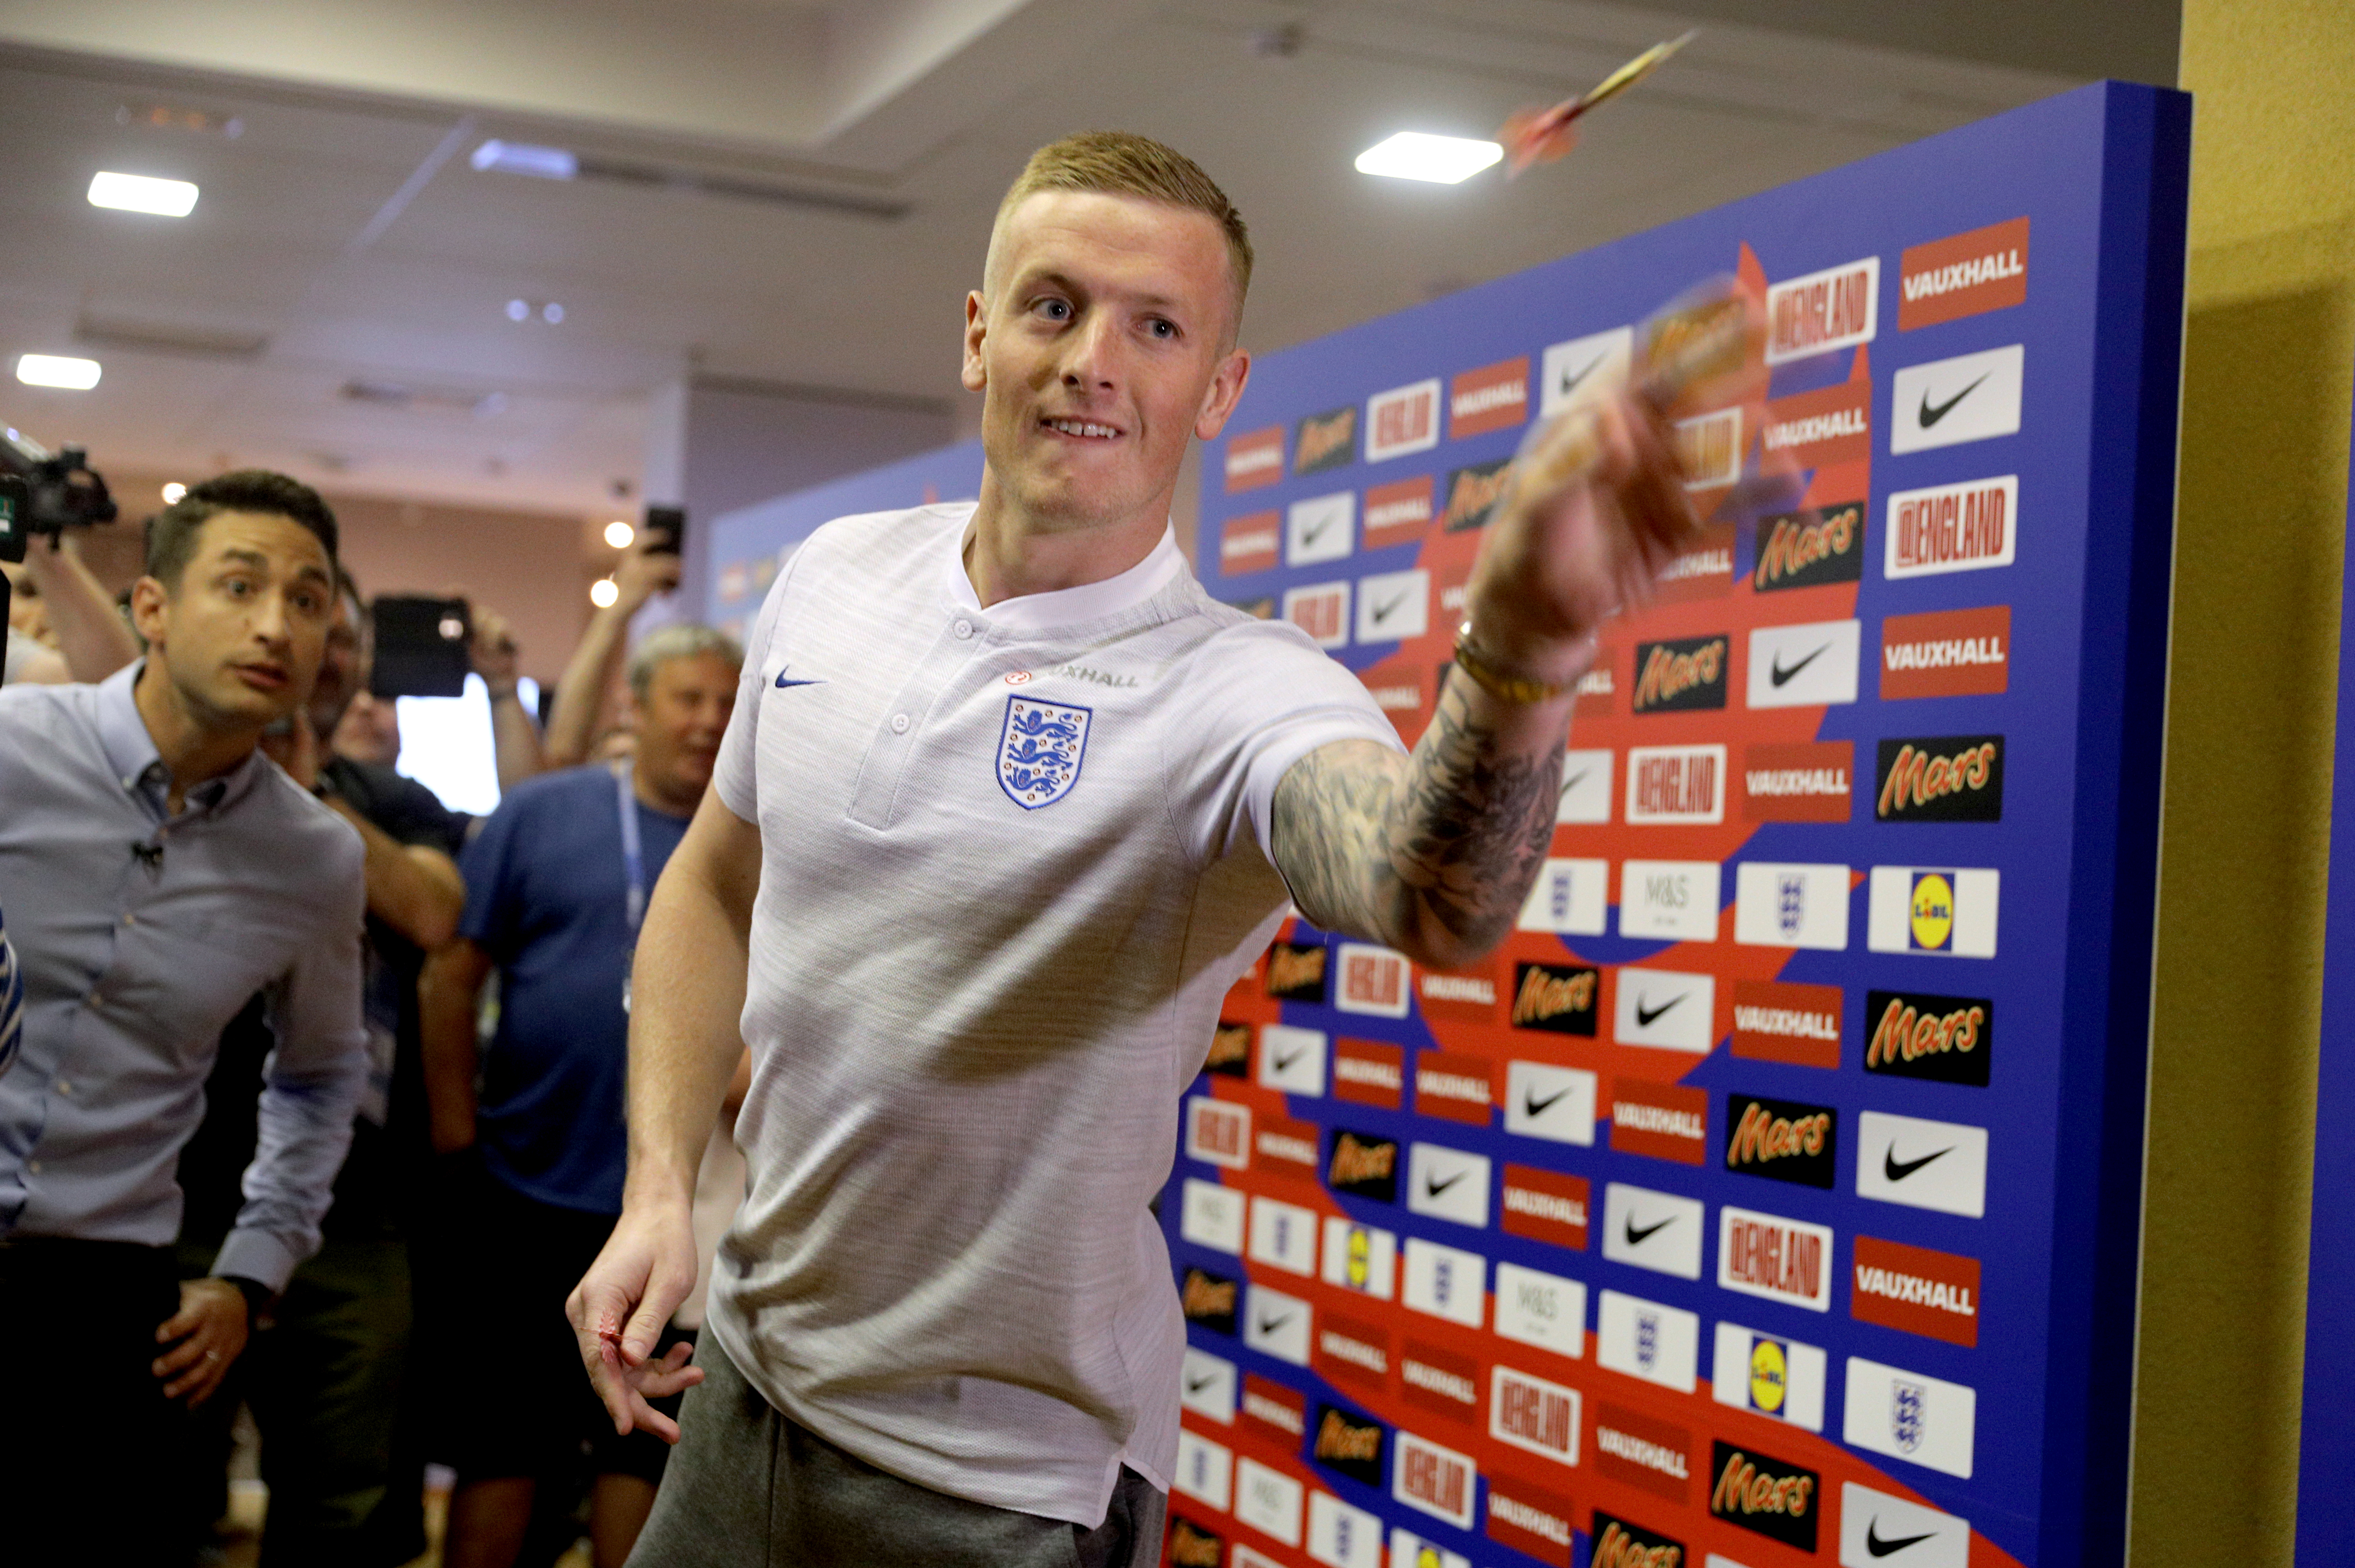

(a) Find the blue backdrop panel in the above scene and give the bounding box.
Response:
[1167,82,2185,1568]
[703,438,984,640]
[2295,374,2355,1565]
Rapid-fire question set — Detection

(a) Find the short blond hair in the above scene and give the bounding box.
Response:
[990,131,1254,330]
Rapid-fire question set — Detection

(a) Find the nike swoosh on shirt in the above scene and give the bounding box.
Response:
[1866,1521,1937,1557]
[1633,994,1684,1028]
[1624,1214,1675,1246]
[1917,373,1991,428]
[1884,1145,1954,1182]
[1524,1085,1572,1118]
[774,667,826,688]
[1770,643,1831,687]
[1424,1169,1470,1199]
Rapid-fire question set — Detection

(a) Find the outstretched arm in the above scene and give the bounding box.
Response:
[1273,378,1711,970]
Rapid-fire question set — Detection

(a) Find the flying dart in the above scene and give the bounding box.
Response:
[1499,29,1699,176]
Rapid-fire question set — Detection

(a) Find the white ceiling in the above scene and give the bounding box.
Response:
[0,0,2169,519]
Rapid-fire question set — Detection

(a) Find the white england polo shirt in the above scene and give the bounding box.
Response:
[708,503,1400,1527]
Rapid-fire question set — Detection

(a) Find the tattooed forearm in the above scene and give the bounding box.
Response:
[1272,673,1567,967]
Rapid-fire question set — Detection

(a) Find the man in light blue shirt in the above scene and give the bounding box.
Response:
[0,470,369,1563]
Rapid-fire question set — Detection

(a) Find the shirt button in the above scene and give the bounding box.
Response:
[953,619,974,640]
[121,913,137,927]
[55,1081,71,1096]
[891,714,911,734]
[26,1160,40,1174]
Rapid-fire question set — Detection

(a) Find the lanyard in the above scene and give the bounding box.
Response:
[613,761,647,936]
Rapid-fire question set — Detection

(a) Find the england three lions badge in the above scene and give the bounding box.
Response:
[998,696,1092,809]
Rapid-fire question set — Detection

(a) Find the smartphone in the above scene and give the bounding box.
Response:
[370,595,473,698]
[0,473,28,565]
[642,504,686,556]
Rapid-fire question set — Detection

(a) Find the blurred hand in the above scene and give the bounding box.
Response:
[566,1202,705,1442]
[155,1278,251,1408]
[612,540,684,615]
[259,707,324,792]
[469,606,522,698]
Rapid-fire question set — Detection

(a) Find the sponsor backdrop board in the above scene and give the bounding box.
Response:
[702,439,984,647]
[1168,83,2185,1568]
[2296,370,2355,1563]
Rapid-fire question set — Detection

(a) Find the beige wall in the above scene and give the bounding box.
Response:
[2133,3,2355,1559]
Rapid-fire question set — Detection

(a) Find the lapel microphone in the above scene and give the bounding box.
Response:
[130,840,163,874]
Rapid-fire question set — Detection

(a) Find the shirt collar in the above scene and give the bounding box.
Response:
[96,659,270,819]
[944,516,1187,633]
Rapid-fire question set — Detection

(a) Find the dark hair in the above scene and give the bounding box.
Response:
[145,470,340,587]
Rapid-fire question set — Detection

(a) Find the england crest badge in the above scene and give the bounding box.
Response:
[997,696,1092,809]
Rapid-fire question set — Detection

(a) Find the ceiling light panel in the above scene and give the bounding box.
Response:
[471,140,578,180]
[17,355,102,389]
[87,170,199,215]
[1354,132,1503,184]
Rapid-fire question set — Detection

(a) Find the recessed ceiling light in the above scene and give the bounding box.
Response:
[16,354,102,390]
[471,140,578,180]
[604,520,635,549]
[506,299,530,322]
[161,482,187,504]
[1354,132,1503,184]
[541,302,564,324]
[589,576,620,608]
[88,170,199,216]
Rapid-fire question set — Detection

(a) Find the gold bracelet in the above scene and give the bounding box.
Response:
[1452,621,1583,705]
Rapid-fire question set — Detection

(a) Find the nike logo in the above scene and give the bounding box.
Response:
[774,667,825,688]
[1301,513,1339,545]
[1557,352,1609,399]
[1866,1520,1937,1557]
[1424,1169,1470,1199]
[1371,591,1412,625]
[1623,1214,1675,1247]
[1558,768,1591,800]
[1272,1047,1309,1075]
[1917,373,1991,428]
[1185,1373,1219,1395]
[1254,1312,1296,1336]
[1769,642,1830,687]
[1632,993,1684,1028]
[1884,1145,1954,1182]
[1524,1085,1572,1118]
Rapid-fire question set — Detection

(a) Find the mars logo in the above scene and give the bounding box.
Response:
[1876,735,2004,822]
[1180,1268,1237,1335]
[1167,1517,1223,1568]
[1709,1441,1820,1552]
[1590,1510,1687,1568]
[1631,635,1728,713]
[1327,1131,1400,1201]
[1900,216,2030,330]
[1865,988,1992,1086]
[1440,458,1513,532]
[1219,510,1279,575]
[1294,404,1358,474]
[1724,1094,1837,1188]
[1510,962,1598,1035]
[1205,1021,1250,1077]
[1312,1404,1387,1486]
[1765,255,1880,363]
[996,697,1090,809]
[1449,356,1529,438]
[1754,501,1865,591]
[1367,378,1441,462]
[1224,425,1284,491]
[1264,941,1328,1002]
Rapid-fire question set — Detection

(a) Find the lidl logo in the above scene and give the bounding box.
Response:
[1751,1336,1790,1413]
[1909,872,1954,950]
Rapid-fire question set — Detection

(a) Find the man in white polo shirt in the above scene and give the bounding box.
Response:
[571,131,1722,1566]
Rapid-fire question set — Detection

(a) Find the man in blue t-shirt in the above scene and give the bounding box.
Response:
[419,622,740,1568]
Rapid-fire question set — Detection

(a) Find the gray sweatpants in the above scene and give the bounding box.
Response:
[626,1335,1167,1568]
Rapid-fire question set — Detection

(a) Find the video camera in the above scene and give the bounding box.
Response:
[0,427,117,566]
